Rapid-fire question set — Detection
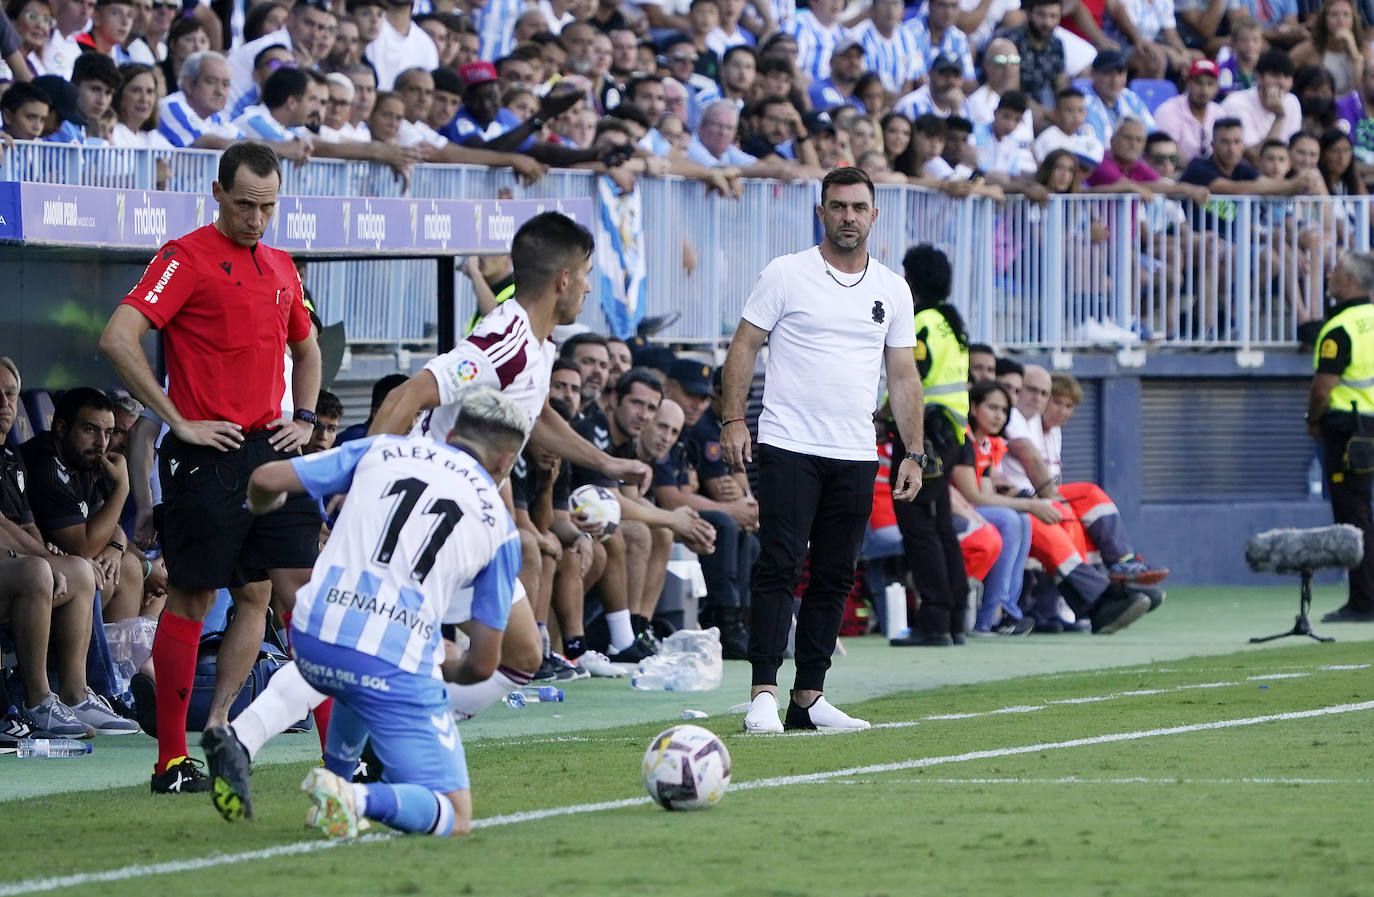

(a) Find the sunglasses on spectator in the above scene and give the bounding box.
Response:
[20,10,57,26]
[670,52,698,63]
[991,53,1020,65]
[1148,153,1179,165]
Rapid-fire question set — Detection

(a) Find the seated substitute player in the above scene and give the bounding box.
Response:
[203,387,527,836]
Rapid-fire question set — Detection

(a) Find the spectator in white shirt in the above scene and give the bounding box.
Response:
[1033,87,1105,165]
[158,50,244,148]
[110,60,172,148]
[1219,47,1302,155]
[975,88,1037,179]
[967,37,1035,134]
[317,71,363,141]
[41,0,87,78]
[227,0,337,111]
[366,0,438,89]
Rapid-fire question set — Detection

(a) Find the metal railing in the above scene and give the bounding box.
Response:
[4,141,1368,351]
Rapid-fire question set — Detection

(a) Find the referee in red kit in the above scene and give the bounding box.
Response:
[100,141,323,794]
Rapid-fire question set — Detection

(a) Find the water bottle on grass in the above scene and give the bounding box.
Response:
[17,737,92,758]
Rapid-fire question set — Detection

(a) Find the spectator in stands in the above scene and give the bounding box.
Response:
[895,52,971,119]
[1219,48,1301,154]
[968,343,997,382]
[159,17,209,90]
[1088,116,1208,203]
[111,62,172,168]
[1319,126,1366,195]
[910,0,977,89]
[227,0,337,112]
[76,0,134,62]
[325,14,361,68]
[230,43,294,119]
[744,94,819,163]
[779,0,845,84]
[1336,62,1374,178]
[881,109,910,164]
[20,387,149,628]
[1290,0,1367,94]
[1034,87,1105,165]
[997,0,1067,124]
[45,52,119,144]
[807,36,864,112]
[967,38,1026,129]
[159,50,243,147]
[688,98,803,177]
[995,355,1023,400]
[1082,49,1155,143]
[855,72,890,118]
[41,0,90,79]
[341,60,375,128]
[121,0,154,63]
[974,89,1038,180]
[303,389,342,454]
[1153,57,1223,165]
[243,0,288,44]
[1108,0,1196,79]
[348,0,383,48]
[141,0,175,63]
[414,12,453,68]
[0,79,49,137]
[1296,64,1341,133]
[1216,16,1261,96]
[316,71,356,139]
[232,65,316,162]
[9,0,55,77]
[688,43,753,129]
[1182,117,1322,199]
[366,87,404,141]
[848,0,920,95]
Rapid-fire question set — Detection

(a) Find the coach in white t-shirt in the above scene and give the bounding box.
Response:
[721,166,927,735]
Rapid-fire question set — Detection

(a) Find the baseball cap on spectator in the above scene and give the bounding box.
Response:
[930,52,962,75]
[34,74,83,126]
[458,60,498,91]
[803,109,835,136]
[1187,58,1219,79]
[432,66,465,96]
[1073,142,1104,166]
[1091,49,1127,72]
[668,358,713,396]
[1255,48,1295,77]
[831,36,864,58]
[632,341,676,372]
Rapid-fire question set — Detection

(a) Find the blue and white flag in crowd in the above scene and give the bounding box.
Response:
[595,175,646,339]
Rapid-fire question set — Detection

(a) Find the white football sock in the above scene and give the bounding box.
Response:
[230,661,326,759]
[606,609,635,653]
[446,668,525,721]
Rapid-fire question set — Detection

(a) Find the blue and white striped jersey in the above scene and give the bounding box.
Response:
[232,103,311,143]
[781,11,847,82]
[290,435,521,679]
[849,18,925,93]
[158,91,243,148]
[476,0,523,62]
[903,18,976,80]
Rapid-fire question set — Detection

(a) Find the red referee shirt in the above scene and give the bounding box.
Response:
[122,223,312,431]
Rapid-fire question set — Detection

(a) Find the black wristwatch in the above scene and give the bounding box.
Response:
[904,451,928,467]
[293,408,318,425]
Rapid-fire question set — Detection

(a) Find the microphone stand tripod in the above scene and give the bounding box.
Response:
[1250,570,1335,644]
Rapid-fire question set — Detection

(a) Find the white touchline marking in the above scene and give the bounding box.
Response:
[3,700,1372,897]
[814,777,1372,786]
[1246,673,1310,680]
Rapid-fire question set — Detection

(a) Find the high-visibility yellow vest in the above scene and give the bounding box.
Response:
[1315,302,1374,417]
[914,307,969,437]
[465,282,515,335]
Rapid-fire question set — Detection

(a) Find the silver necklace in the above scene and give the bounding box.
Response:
[819,246,870,288]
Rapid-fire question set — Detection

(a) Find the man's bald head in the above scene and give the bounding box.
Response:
[1018,364,1051,418]
[640,397,685,461]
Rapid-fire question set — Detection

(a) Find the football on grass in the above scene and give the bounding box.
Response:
[641,724,732,811]
[569,484,621,541]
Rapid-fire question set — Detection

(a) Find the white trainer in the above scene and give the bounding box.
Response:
[301,768,360,839]
[804,696,870,731]
[743,691,784,734]
[69,688,140,735]
[574,650,627,678]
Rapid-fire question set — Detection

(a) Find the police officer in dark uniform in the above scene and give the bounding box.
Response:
[1309,250,1374,623]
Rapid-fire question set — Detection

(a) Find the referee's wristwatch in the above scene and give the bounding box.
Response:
[293,408,318,425]
[904,451,929,467]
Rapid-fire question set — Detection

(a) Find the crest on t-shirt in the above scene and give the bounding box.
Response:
[705,442,722,462]
[457,359,480,382]
[872,300,885,323]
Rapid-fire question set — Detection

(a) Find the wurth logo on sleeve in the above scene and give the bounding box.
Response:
[142,259,180,304]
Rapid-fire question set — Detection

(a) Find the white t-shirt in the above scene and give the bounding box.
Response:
[366,16,440,91]
[110,122,174,149]
[1000,407,1061,493]
[741,246,916,461]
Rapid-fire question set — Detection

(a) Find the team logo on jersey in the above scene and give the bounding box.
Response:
[54,463,69,484]
[14,469,23,492]
[872,300,885,323]
[219,261,232,276]
[457,359,480,382]
[705,442,722,462]
[78,500,88,518]
[1321,339,1339,359]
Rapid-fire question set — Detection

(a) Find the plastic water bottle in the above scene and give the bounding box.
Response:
[16,737,93,758]
[1308,455,1324,502]
[503,686,565,708]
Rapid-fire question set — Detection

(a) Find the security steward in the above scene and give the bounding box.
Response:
[889,245,973,646]
[1308,249,1374,623]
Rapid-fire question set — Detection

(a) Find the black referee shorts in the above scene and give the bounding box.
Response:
[159,430,320,591]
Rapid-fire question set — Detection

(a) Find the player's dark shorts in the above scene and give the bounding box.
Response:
[159,430,320,590]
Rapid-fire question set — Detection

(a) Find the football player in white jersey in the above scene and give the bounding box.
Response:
[204,387,528,837]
